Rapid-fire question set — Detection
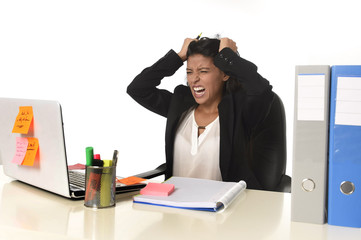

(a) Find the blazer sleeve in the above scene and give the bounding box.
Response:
[214,48,274,132]
[215,49,285,191]
[127,50,184,117]
[214,48,271,95]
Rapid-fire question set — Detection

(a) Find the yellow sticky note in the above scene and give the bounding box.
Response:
[22,137,39,166]
[12,106,33,134]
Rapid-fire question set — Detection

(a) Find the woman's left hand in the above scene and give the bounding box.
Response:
[219,38,238,53]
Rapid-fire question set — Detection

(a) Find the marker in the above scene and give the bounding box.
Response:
[85,170,101,203]
[196,32,202,40]
[103,160,112,167]
[85,147,94,166]
[92,159,104,167]
[100,160,113,207]
[84,158,103,204]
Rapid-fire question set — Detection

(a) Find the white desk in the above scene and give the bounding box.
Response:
[0,169,360,240]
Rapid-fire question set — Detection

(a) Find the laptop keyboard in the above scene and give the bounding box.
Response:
[68,170,85,188]
[68,170,136,192]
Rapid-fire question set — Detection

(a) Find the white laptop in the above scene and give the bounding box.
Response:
[0,97,145,199]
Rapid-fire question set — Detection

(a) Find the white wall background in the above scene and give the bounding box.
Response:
[1,0,361,177]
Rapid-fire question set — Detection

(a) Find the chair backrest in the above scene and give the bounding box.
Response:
[248,92,290,192]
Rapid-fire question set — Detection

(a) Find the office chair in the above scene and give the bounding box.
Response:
[248,92,291,193]
[135,93,291,193]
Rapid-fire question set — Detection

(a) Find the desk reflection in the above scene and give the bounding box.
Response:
[0,181,116,240]
[0,181,80,234]
[84,207,115,239]
[0,180,288,240]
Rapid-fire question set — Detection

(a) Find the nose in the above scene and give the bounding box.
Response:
[189,72,200,85]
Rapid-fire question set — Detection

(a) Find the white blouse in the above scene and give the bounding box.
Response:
[173,108,221,181]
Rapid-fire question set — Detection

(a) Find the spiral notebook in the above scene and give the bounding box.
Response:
[133,177,246,212]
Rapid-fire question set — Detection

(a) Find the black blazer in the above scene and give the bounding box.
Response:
[127,48,285,190]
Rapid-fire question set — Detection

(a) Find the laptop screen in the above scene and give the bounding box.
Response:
[0,98,72,197]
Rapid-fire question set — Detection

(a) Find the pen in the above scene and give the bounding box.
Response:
[196,32,202,40]
[112,150,118,167]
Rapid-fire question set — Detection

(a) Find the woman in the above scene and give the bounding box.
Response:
[127,37,285,190]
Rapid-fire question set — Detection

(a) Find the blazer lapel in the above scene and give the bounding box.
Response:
[218,94,234,180]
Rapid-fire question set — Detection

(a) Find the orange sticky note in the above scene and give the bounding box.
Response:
[12,137,29,165]
[140,182,175,196]
[22,137,39,166]
[12,106,33,134]
[117,176,146,186]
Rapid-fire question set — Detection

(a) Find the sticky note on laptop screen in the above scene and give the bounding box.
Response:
[22,137,39,166]
[140,182,175,196]
[12,137,29,165]
[12,106,33,134]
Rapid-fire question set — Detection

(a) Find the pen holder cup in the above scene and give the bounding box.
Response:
[84,165,116,208]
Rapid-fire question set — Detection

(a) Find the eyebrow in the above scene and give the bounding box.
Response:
[186,67,211,71]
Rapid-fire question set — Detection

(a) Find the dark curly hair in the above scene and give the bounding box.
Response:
[186,37,220,59]
[186,37,241,93]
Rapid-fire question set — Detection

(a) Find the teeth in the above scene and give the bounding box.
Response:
[194,87,205,92]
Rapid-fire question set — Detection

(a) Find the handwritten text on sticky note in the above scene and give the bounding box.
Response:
[12,106,33,134]
[12,137,29,165]
[22,137,39,166]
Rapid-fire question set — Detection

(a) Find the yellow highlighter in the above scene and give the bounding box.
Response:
[100,160,113,207]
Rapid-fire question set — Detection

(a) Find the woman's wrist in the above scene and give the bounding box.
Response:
[177,52,187,62]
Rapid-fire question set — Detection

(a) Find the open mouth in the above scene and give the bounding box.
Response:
[193,86,205,97]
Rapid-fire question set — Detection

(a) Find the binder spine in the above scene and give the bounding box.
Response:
[291,65,330,224]
[328,65,361,228]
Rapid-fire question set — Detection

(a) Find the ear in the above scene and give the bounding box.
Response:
[222,73,230,82]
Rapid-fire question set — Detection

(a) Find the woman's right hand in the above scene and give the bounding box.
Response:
[178,38,196,62]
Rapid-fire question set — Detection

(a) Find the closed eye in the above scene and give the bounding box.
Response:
[199,67,210,73]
